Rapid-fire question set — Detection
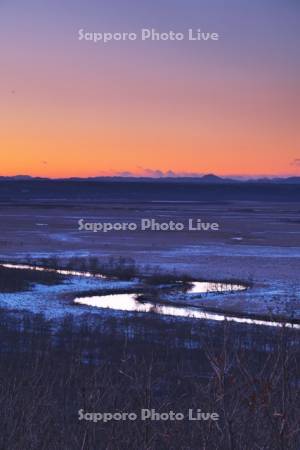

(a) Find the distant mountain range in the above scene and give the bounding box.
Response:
[1,174,300,184]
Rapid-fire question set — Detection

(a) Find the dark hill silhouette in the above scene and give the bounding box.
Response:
[1,174,300,184]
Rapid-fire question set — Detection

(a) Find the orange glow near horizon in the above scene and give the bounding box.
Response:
[2,61,299,178]
[0,2,299,178]
[1,85,299,178]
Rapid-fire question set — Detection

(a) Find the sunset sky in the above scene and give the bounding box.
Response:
[1,0,299,177]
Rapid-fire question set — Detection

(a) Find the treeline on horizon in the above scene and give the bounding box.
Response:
[1,174,300,183]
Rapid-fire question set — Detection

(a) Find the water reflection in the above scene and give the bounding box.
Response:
[188,281,246,294]
[0,264,247,294]
[0,263,106,279]
[74,293,300,329]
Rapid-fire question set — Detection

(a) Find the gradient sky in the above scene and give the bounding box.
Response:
[0,0,299,177]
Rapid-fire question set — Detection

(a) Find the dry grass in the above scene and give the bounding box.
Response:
[0,310,299,449]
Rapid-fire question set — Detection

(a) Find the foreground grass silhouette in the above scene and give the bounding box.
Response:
[0,309,299,449]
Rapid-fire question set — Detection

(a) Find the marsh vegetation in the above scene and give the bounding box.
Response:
[0,310,299,449]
